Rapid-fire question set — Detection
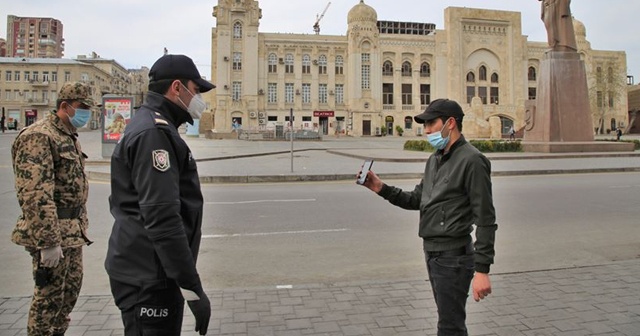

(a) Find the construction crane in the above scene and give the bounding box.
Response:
[313,2,331,35]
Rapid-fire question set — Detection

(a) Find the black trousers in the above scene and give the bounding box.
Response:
[109,278,185,336]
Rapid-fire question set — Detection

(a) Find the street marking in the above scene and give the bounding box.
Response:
[276,285,293,289]
[202,228,348,239]
[205,198,316,205]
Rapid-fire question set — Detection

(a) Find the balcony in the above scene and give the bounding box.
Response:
[27,99,50,106]
[383,104,395,110]
[29,80,49,87]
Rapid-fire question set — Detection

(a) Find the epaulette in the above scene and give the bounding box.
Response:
[153,112,169,126]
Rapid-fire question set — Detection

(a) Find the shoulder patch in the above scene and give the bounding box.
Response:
[152,149,170,172]
[154,118,169,125]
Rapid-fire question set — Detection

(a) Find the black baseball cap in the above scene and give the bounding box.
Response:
[149,54,216,92]
[414,99,465,124]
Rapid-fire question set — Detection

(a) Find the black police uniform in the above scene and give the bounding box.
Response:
[105,91,205,335]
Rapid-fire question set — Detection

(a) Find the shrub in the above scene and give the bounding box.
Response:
[404,139,523,152]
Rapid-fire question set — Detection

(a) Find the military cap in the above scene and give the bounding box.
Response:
[58,82,95,107]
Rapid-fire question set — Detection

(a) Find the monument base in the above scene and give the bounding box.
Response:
[522,141,634,153]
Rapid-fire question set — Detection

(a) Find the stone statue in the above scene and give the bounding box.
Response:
[539,0,577,51]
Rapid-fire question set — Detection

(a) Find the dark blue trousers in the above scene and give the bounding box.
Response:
[425,244,475,336]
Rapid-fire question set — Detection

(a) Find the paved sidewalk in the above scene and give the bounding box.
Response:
[1,260,638,335]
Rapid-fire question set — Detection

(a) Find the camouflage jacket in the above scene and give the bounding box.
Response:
[11,112,91,249]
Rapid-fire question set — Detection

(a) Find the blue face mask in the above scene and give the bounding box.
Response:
[68,106,91,128]
[426,119,451,150]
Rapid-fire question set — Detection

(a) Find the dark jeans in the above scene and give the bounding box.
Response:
[424,243,475,336]
[109,279,185,336]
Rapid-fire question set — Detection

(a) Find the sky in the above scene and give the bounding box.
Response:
[2,0,639,84]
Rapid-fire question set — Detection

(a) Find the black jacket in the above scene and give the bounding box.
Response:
[378,136,497,273]
[105,91,204,293]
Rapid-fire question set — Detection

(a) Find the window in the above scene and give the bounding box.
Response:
[401,61,412,76]
[302,83,311,103]
[335,84,344,104]
[528,87,537,100]
[596,67,603,84]
[43,71,49,82]
[33,72,39,81]
[285,83,294,103]
[52,72,57,82]
[490,87,499,104]
[5,71,11,81]
[404,116,413,129]
[528,67,536,81]
[233,22,242,39]
[4,90,11,101]
[335,55,344,75]
[466,72,475,83]
[318,55,327,75]
[420,84,431,105]
[268,53,277,73]
[24,71,30,81]
[232,81,242,101]
[382,61,393,76]
[478,87,487,104]
[81,73,90,82]
[401,84,412,105]
[361,65,370,89]
[319,84,328,104]
[420,62,430,77]
[608,91,614,108]
[466,86,476,104]
[479,66,487,81]
[14,71,20,81]
[267,83,277,103]
[285,54,294,74]
[608,67,614,84]
[491,73,499,83]
[362,53,370,63]
[302,54,311,74]
[65,71,71,82]
[233,52,242,70]
[382,83,394,105]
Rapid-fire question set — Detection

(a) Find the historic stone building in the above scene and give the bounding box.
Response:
[209,0,628,138]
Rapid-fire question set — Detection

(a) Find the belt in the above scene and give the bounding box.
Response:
[427,243,473,257]
[57,207,83,219]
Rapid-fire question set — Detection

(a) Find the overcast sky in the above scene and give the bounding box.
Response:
[2,0,638,84]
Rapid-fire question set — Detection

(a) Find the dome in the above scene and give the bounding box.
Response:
[347,0,377,24]
[573,17,586,37]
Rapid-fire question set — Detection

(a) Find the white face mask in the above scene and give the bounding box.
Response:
[177,83,206,120]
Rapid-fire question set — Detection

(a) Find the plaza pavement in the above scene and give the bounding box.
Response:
[1,130,639,335]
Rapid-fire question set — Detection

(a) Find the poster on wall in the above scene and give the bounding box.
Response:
[102,96,134,143]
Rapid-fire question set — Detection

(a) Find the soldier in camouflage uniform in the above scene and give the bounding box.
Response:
[11,82,95,336]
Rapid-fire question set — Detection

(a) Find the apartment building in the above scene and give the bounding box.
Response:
[6,15,64,58]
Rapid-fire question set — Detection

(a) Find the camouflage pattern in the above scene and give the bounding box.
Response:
[11,112,90,249]
[57,82,95,107]
[28,247,82,336]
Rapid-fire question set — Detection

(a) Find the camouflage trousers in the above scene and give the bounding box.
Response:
[28,247,83,336]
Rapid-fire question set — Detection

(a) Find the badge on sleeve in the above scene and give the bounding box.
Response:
[152,150,170,172]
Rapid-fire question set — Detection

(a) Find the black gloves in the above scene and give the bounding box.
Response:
[185,288,211,335]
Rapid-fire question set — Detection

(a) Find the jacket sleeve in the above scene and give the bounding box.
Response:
[12,132,60,249]
[128,128,202,292]
[464,154,497,273]
[377,180,423,211]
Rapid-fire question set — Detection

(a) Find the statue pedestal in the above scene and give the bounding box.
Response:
[523,51,633,152]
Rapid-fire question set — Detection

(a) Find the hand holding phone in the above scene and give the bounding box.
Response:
[356,159,374,185]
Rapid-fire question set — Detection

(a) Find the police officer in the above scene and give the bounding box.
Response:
[12,82,94,336]
[105,54,214,335]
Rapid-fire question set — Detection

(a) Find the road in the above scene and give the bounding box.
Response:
[1,153,639,296]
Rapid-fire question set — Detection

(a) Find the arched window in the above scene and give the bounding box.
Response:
[233,22,242,39]
[528,66,537,81]
[335,55,344,75]
[420,62,431,77]
[466,71,475,83]
[610,118,617,131]
[608,67,614,84]
[382,61,393,76]
[318,55,327,75]
[401,61,412,77]
[285,54,294,74]
[596,66,603,84]
[268,53,277,73]
[302,54,311,74]
[479,65,487,81]
[491,73,499,83]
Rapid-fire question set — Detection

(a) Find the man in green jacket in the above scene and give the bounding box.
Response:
[359,98,497,335]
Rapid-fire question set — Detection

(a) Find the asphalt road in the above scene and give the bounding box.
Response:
[1,166,639,297]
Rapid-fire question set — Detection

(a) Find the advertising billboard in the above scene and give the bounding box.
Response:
[102,96,134,143]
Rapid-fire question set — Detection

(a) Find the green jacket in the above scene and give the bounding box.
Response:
[378,135,497,273]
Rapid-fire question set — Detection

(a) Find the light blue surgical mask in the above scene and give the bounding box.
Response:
[426,119,451,150]
[67,106,92,128]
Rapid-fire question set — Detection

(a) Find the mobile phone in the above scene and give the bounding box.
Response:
[356,159,374,185]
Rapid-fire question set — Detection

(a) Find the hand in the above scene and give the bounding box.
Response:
[185,288,211,335]
[40,246,64,268]
[472,272,492,302]
[357,170,384,193]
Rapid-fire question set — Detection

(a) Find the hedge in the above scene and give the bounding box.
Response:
[404,139,523,153]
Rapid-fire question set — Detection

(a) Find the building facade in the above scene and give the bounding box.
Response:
[6,15,65,58]
[209,0,628,138]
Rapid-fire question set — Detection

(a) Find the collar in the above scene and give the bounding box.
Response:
[48,111,77,137]
[143,91,193,127]
[436,134,467,162]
